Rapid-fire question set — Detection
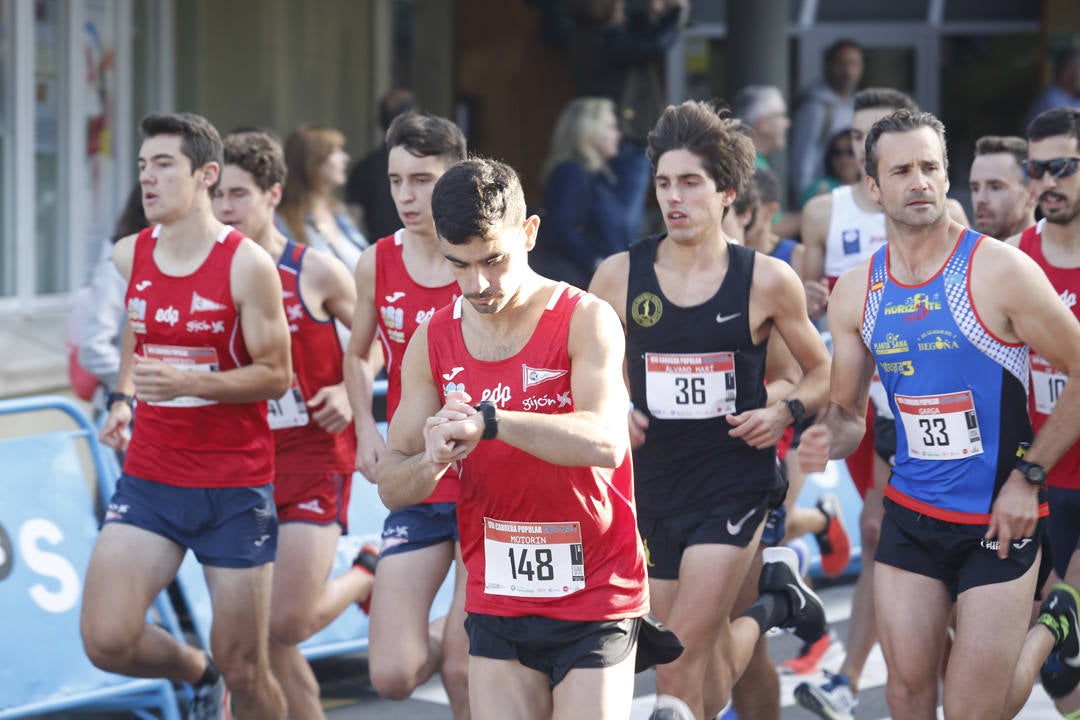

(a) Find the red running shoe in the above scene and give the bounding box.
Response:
[815,493,851,578]
[352,544,380,614]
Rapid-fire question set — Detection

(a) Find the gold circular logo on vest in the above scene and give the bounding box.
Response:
[631,292,663,327]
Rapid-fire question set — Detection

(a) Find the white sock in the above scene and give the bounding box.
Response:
[652,694,695,720]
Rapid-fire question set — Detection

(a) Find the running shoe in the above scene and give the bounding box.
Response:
[648,694,695,720]
[352,544,380,615]
[760,546,827,643]
[795,670,857,720]
[1041,649,1080,699]
[780,629,839,675]
[1038,583,1080,666]
[814,493,851,578]
[188,672,230,720]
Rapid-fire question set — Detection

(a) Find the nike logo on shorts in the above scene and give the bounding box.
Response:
[726,508,757,535]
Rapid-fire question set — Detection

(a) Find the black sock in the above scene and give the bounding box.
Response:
[195,654,220,687]
[740,591,793,635]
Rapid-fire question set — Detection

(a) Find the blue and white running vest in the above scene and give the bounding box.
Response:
[862,229,1033,523]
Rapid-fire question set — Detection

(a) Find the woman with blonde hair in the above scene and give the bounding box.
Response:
[278,123,368,271]
[534,96,631,289]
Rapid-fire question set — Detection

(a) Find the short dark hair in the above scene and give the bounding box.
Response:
[379,89,419,131]
[974,135,1028,176]
[386,113,467,165]
[1053,46,1080,80]
[865,109,948,182]
[1027,107,1080,144]
[223,131,287,192]
[140,112,223,175]
[825,39,861,65]
[752,167,781,206]
[853,88,918,114]
[647,100,756,198]
[431,158,527,245]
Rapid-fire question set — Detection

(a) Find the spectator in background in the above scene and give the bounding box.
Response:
[734,85,801,238]
[1026,45,1080,130]
[799,128,860,208]
[969,135,1036,240]
[278,124,368,272]
[565,0,689,238]
[533,97,630,289]
[790,40,863,204]
[345,88,419,240]
[77,183,147,410]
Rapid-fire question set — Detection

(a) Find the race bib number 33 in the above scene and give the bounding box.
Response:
[644,351,736,419]
[483,518,585,598]
[896,390,982,460]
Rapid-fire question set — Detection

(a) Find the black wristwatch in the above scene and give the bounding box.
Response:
[1015,457,1047,487]
[477,400,498,440]
[105,392,135,411]
[785,398,806,426]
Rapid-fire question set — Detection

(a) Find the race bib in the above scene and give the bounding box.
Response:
[896,390,982,461]
[142,344,219,408]
[483,518,585,598]
[645,352,736,419]
[268,375,309,430]
[1031,353,1067,416]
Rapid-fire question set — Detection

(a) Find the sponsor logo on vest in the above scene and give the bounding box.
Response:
[883,292,942,324]
[480,382,512,407]
[286,304,305,322]
[631,292,663,327]
[522,365,567,390]
[385,291,406,303]
[443,367,464,381]
[1062,289,1077,309]
[186,320,226,334]
[916,329,961,352]
[191,291,227,314]
[880,359,915,376]
[135,280,152,291]
[415,307,436,324]
[154,305,179,326]
[522,391,572,412]
[874,332,909,356]
[128,297,147,321]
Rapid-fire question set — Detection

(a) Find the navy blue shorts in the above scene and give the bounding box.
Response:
[1047,486,1080,578]
[380,501,458,558]
[465,613,639,688]
[638,488,787,580]
[876,497,1043,600]
[104,473,277,568]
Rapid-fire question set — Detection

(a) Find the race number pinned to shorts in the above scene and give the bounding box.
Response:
[483,518,585,598]
[1031,353,1067,415]
[268,374,309,429]
[644,352,736,419]
[142,344,219,408]
[896,390,982,460]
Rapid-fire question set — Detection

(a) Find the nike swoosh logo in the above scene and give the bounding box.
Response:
[135,280,152,291]
[442,367,464,381]
[385,291,406,302]
[726,508,757,535]
[716,312,742,324]
[787,582,807,610]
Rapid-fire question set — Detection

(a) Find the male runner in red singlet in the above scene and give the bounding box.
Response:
[375,158,651,718]
[1010,107,1080,716]
[213,131,376,720]
[342,113,471,715]
[83,113,292,720]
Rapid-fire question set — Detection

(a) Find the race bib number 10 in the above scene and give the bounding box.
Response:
[645,352,736,419]
[483,518,585,598]
[896,390,982,461]
[1031,353,1067,416]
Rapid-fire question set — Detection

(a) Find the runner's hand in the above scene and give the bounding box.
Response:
[307,383,353,434]
[355,420,386,482]
[727,405,787,448]
[131,355,186,403]
[99,403,132,451]
[798,424,832,473]
[986,472,1039,560]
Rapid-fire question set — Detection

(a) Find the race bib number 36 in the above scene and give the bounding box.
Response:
[896,390,982,461]
[483,518,585,598]
[1031,353,1066,416]
[645,352,736,419]
[142,344,219,408]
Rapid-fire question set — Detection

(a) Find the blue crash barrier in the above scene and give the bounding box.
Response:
[170,380,455,660]
[0,394,181,720]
